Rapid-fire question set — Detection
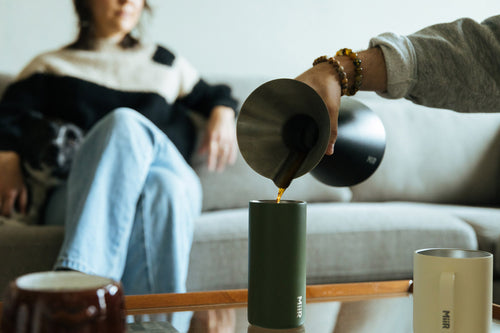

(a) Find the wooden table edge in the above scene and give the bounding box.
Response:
[125,280,415,314]
[2,280,500,321]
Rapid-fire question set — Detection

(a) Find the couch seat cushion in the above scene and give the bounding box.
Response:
[186,202,477,291]
[408,203,500,272]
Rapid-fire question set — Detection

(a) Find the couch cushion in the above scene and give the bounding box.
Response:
[351,93,500,205]
[410,203,500,273]
[186,202,477,291]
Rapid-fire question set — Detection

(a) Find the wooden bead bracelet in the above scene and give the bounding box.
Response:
[312,55,349,96]
[336,48,363,96]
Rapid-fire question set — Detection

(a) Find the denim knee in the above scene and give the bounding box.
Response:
[99,108,152,134]
[86,107,163,151]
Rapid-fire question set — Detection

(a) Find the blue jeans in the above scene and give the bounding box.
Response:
[44,108,202,329]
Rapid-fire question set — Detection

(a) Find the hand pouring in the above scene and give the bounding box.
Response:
[236,78,386,189]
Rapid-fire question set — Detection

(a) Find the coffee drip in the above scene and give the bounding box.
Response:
[276,188,286,203]
[236,78,386,201]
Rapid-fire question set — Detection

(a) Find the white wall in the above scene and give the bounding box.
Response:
[1,0,499,78]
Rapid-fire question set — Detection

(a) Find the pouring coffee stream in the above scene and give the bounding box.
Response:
[236,78,386,202]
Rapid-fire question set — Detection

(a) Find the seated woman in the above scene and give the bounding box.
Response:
[0,0,238,331]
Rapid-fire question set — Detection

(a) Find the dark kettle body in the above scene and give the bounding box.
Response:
[311,98,386,187]
[236,78,386,188]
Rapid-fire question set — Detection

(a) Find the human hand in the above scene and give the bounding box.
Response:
[296,62,342,155]
[0,151,28,216]
[188,309,236,333]
[199,106,237,172]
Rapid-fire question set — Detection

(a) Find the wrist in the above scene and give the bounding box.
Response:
[312,56,348,96]
[212,105,234,115]
[0,151,21,162]
[210,106,235,124]
[337,47,387,92]
[312,47,387,96]
[364,47,388,92]
[336,55,355,91]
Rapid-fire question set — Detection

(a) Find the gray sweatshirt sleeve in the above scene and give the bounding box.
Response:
[369,15,500,113]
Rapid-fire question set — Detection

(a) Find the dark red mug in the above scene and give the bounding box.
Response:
[1,271,126,333]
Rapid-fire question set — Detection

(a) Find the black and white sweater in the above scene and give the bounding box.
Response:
[0,41,238,161]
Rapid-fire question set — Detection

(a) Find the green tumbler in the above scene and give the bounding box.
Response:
[248,200,307,329]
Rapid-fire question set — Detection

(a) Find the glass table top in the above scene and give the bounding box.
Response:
[123,280,500,332]
[2,280,499,332]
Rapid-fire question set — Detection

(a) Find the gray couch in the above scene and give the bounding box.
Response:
[0,73,499,330]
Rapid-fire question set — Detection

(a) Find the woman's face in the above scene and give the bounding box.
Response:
[88,0,144,40]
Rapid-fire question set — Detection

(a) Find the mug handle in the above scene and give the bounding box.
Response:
[440,272,455,333]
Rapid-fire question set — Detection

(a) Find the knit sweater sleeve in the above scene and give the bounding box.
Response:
[369,15,500,113]
[174,55,239,117]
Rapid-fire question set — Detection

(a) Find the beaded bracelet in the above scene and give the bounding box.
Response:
[336,48,363,96]
[313,55,348,96]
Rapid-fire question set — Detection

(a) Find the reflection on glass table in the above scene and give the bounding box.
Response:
[125,280,500,333]
[125,280,410,332]
[3,280,500,332]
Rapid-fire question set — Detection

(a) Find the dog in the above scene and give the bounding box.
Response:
[0,111,84,225]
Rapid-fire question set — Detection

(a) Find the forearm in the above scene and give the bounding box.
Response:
[370,15,500,112]
[335,47,388,93]
[0,150,27,216]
